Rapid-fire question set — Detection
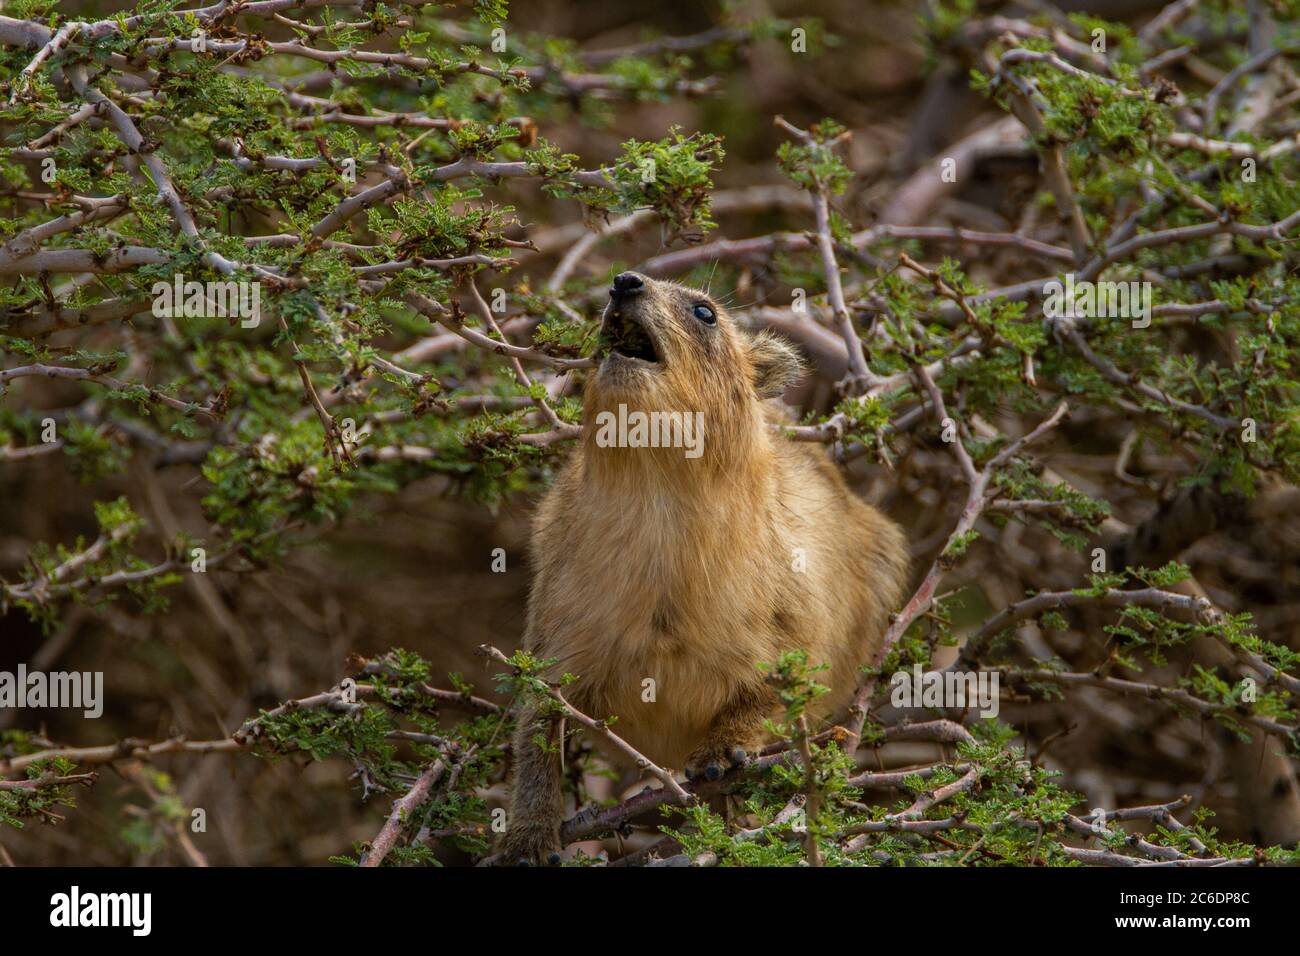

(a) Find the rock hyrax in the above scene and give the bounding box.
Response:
[502,271,908,863]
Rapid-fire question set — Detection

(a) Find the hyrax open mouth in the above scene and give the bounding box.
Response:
[601,310,660,364]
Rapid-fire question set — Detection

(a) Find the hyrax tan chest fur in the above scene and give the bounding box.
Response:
[502,272,908,864]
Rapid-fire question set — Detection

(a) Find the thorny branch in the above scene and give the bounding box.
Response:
[1,0,1299,866]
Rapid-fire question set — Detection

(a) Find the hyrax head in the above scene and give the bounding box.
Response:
[590,271,805,417]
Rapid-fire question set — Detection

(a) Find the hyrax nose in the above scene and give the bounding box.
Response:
[610,272,645,301]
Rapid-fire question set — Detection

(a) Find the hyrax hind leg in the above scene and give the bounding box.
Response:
[684,684,775,782]
[501,704,565,865]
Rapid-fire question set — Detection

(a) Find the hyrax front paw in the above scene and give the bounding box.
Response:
[499,826,562,866]
[684,741,750,783]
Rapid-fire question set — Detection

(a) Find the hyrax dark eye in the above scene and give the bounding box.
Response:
[692,304,716,324]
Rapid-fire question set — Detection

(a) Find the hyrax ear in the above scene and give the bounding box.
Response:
[747,331,806,399]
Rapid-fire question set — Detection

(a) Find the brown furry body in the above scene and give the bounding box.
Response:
[502,273,908,863]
